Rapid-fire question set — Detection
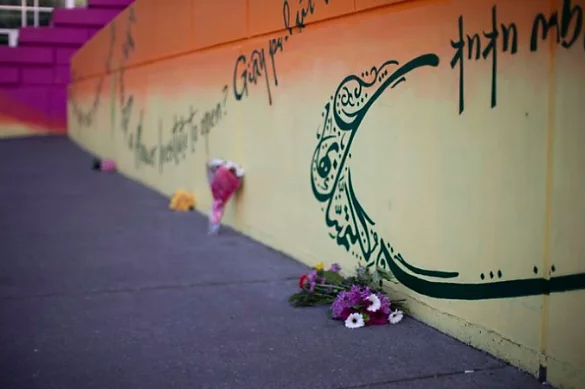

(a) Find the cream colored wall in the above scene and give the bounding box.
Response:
[545,31,585,387]
[68,0,585,388]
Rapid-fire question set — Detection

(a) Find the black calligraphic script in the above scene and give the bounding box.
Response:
[530,0,584,51]
[283,0,316,35]
[233,40,286,106]
[450,0,584,115]
[135,110,157,169]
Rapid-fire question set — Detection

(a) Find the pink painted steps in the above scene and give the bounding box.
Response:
[0,0,133,135]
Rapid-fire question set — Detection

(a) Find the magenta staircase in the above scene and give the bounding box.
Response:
[0,0,133,135]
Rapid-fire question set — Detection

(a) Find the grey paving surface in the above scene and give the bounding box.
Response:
[0,137,549,389]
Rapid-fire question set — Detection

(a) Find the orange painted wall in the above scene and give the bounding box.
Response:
[69,1,585,388]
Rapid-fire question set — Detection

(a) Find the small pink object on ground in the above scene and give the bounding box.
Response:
[101,159,116,172]
[92,158,116,172]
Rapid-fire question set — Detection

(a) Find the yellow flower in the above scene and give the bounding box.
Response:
[315,261,324,271]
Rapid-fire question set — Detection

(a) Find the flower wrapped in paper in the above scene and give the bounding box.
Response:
[206,159,245,234]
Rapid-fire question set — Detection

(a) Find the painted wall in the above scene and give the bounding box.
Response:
[68,0,585,387]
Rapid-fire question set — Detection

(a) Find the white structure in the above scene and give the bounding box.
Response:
[0,0,78,47]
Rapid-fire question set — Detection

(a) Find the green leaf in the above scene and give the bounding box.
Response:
[322,271,344,284]
[288,288,338,307]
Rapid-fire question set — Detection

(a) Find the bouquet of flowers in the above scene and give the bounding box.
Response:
[331,285,404,329]
[288,262,346,307]
[206,159,245,235]
[289,262,405,328]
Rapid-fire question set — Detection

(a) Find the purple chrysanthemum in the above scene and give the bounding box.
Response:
[376,293,391,315]
[331,283,393,324]
[349,285,371,304]
[331,290,352,319]
[307,270,318,283]
[332,286,371,319]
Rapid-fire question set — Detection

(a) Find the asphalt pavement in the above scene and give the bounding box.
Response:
[0,137,549,389]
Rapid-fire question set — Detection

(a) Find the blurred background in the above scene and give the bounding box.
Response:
[0,0,87,46]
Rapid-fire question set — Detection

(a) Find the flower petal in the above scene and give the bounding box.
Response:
[345,313,365,329]
[388,310,404,325]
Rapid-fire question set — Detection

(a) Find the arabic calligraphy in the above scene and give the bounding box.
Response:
[308,2,585,300]
[310,51,585,300]
[310,0,585,299]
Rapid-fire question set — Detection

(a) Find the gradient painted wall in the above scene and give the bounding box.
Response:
[68,0,585,387]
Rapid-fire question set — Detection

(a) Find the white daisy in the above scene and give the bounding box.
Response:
[345,313,365,329]
[388,310,404,324]
[366,294,381,312]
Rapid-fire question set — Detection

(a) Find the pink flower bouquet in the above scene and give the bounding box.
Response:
[206,159,245,235]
